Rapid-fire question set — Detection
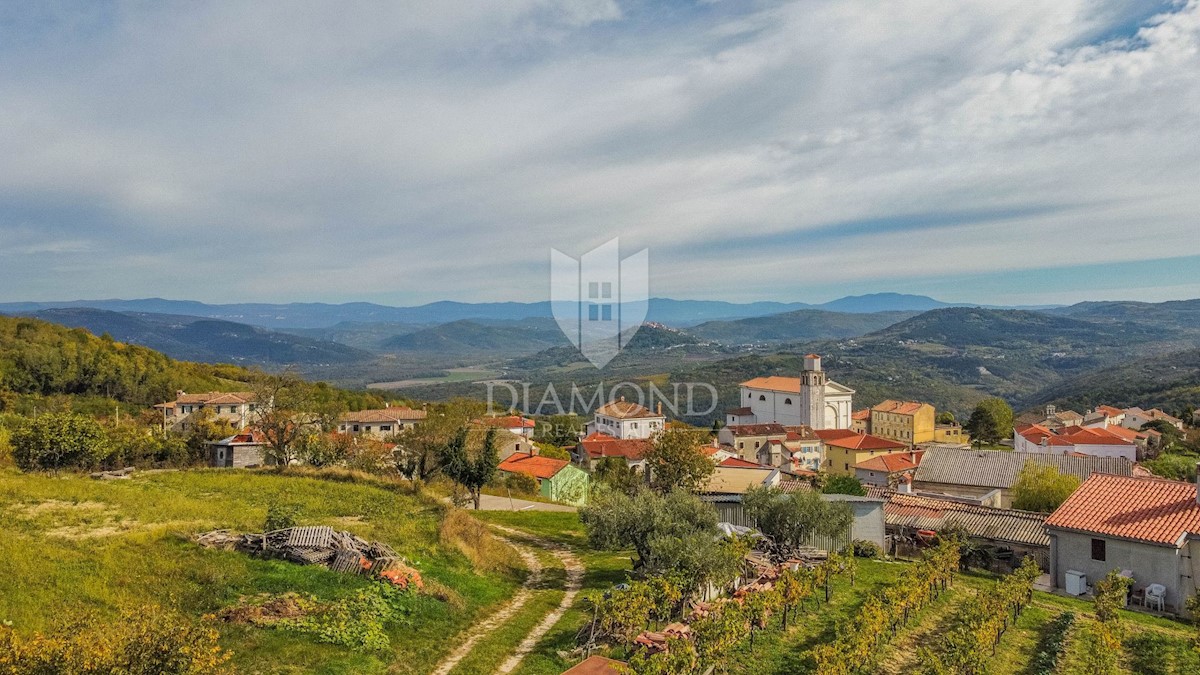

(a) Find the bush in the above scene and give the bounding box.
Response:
[0,604,230,674]
[264,499,301,532]
[504,471,539,495]
[534,443,570,460]
[0,426,12,468]
[11,412,110,472]
[849,539,883,559]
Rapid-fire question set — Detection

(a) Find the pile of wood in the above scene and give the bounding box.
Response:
[195,526,412,581]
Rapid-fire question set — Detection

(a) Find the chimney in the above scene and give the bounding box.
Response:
[657,401,663,416]
[898,475,912,494]
[619,395,625,403]
[176,390,185,399]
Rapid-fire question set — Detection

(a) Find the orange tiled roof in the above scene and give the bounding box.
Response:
[1096,405,1124,417]
[476,415,536,429]
[814,429,908,451]
[1045,473,1200,546]
[579,432,652,460]
[871,400,930,416]
[725,423,787,437]
[595,399,660,419]
[740,376,802,392]
[340,407,427,423]
[174,391,256,405]
[851,409,871,421]
[719,457,766,469]
[498,453,569,480]
[855,451,923,473]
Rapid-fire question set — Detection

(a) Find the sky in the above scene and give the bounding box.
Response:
[1,0,1198,307]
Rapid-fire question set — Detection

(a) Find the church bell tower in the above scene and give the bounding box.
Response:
[800,354,827,430]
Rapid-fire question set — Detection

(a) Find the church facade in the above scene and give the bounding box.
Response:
[728,354,854,430]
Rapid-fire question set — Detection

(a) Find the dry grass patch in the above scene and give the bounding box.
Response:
[440,508,521,574]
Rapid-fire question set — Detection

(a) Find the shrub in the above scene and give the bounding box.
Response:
[284,588,393,651]
[534,442,570,460]
[11,412,109,472]
[504,471,539,495]
[850,539,883,559]
[0,426,11,468]
[0,604,230,674]
[264,499,300,532]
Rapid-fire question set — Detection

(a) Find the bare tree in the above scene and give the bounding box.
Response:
[251,372,339,467]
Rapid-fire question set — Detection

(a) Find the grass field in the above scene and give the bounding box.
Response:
[0,468,525,674]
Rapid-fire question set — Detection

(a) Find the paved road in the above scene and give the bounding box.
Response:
[464,494,578,512]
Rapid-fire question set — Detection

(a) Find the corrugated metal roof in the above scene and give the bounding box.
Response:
[913,448,1132,489]
[882,491,1050,547]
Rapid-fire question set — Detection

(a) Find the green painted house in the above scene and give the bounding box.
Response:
[498,452,590,506]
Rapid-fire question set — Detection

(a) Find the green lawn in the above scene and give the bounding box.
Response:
[0,468,525,674]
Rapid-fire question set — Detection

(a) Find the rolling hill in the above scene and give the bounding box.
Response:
[1048,299,1200,330]
[23,308,372,366]
[380,318,568,356]
[687,309,918,344]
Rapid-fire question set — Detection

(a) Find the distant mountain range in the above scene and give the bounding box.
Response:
[0,293,994,329]
[19,308,371,366]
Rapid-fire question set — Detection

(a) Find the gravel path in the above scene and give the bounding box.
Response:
[429,540,544,675]
[493,527,585,674]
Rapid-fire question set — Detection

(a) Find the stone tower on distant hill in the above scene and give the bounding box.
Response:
[799,354,828,430]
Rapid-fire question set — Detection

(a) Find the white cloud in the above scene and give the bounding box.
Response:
[0,0,1197,304]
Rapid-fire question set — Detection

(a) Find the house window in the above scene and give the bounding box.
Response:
[381,425,392,432]
[784,398,792,405]
[844,463,849,470]
[353,425,360,432]
[1091,538,1106,562]
[759,395,766,401]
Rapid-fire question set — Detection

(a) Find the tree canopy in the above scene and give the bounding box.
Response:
[1011,461,1080,513]
[643,428,714,494]
[965,397,1014,446]
[442,426,500,510]
[743,486,854,551]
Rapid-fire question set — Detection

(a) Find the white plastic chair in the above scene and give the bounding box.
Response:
[1145,584,1167,611]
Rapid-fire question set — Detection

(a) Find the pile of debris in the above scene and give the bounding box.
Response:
[196,526,422,589]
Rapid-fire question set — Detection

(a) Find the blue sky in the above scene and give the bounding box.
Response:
[1,0,1198,307]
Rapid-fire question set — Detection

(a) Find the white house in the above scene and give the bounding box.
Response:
[1014,424,1137,462]
[154,390,257,433]
[587,397,665,440]
[338,406,427,439]
[734,354,854,430]
[1122,407,1185,432]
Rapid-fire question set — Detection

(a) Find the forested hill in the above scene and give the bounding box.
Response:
[0,315,254,406]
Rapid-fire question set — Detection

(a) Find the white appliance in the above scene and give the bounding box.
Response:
[1065,570,1088,596]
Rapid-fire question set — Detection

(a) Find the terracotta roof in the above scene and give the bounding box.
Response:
[562,655,626,675]
[1144,408,1184,424]
[1045,474,1200,546]
[914,448,1134,489]
[852,409,871,421]
[173,391,256,405]
[498,453,569,480]
[814,429,908,451]
[475,415,536,429]
[1052,410,1083,422]
[1096,405,1124,417]
[872,400,930,416]
[882,491,1049,547]
[726,407,754,416]
[740,376,802,392]
[340,407,427,423]
[579,432,652,460]
[1022,424,1136,447]
[211,429,266,445]
[856,451,923,473]
[782,425,818,441]
[725,423,787,437]
[719,457,767,469]
[595,399,660,419]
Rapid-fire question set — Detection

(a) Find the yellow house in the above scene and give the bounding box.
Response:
[816,429,910,475]
[933,423,969,445]
[869,400,936,445]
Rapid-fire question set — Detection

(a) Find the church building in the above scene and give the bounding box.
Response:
[727,354,854,430]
